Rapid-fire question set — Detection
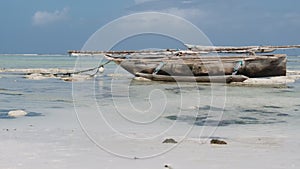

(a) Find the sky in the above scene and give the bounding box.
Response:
[0,0,300,54]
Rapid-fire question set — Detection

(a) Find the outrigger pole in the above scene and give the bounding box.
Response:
[185,44,300,54]
[68,44,300,56]
[68,49,181,56]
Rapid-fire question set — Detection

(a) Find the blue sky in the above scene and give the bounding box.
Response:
[0,0,299,54]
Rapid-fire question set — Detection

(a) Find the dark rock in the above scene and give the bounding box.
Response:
[277,113,290,117]
[164,164,173,169]
[163,138,178,144]
[210,139,227,145]
[165,115,177,120]
[263,105,282,109]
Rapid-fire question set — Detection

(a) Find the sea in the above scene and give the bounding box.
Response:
[1,53,300,132]
[0,54,300,168]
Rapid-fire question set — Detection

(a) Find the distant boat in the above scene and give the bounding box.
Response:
[68,51,93,56]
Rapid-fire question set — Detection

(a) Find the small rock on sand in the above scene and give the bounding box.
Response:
[162,138,178,144]
[8,110,28,117]
[210,139,227,145]
[164,164,173,169]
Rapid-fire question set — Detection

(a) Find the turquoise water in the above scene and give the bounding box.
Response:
[287,55,300,70]
[0,54,300,124]
[0,55,73,113]
[1,54,300,165]
[0,54,76,69]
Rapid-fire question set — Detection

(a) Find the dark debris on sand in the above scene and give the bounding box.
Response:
[210,139,227,145]
[163,138,178,144]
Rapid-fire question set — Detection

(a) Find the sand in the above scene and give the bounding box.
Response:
[1,102,299,169]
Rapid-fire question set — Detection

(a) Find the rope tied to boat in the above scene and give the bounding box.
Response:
[53,60,111,77]
[232,60,244,75]
[153,62,166,75]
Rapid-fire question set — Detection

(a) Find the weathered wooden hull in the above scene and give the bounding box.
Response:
[238,55,286,77]
[106,54,286,80]
[136,73,249,83]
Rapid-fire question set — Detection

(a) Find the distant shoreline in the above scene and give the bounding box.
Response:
[0,54,67,56]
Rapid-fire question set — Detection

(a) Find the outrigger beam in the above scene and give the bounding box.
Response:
[68,44,300,56]
[185,44,300,53]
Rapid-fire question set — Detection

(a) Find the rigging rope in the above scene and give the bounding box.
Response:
[153,62,166,75]
[232,60,243,75]
[53,60,111,77]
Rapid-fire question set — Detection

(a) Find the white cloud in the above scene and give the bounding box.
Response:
[32,7,69,26]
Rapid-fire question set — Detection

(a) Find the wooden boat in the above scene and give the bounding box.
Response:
[69,44,300,83]
[104,53,286,82]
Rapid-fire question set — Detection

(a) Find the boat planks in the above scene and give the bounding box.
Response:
[108,54,287,78]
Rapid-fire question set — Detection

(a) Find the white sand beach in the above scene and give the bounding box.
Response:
[1,108,299,169]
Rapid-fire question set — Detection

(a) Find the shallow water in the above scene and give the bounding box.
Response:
[1,54,300,126]
[0,54,300,168]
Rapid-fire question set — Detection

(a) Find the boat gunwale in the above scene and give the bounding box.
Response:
[105,54,286,65]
